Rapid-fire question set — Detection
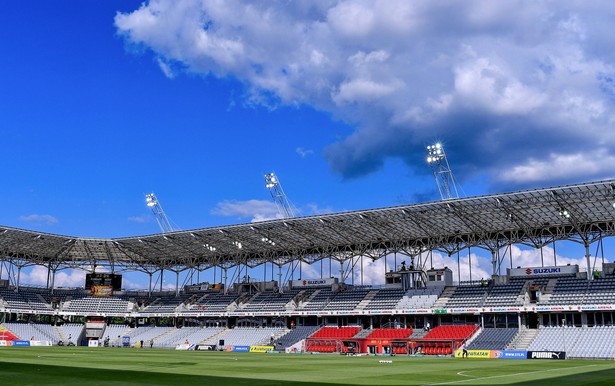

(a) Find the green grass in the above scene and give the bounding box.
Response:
[0,347,614,385]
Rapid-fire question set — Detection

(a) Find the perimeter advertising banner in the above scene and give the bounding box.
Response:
[30,340,52,347]
[455,350,528,359]
[454,349,491,358]
[527,351,566,360]
[492,350,527,359]
[508,265,578,277]
[249,345,274,353]
[290,278,336,288]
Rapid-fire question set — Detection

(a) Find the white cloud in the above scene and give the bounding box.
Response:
[19,214,58,225]
[500,151,615,184]
[116,1,615,187]
[453,55,546,115]
[156,57,175,78]
[296,147,314,158]
[333,78,403,105]
[305,203,334,215]
[211,199,283,222]
[128,215,151,223]
[17,266,85,288]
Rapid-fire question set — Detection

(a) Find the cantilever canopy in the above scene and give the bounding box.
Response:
[1,179,615,273]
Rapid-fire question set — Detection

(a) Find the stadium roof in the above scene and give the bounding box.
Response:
[2,179,615,272]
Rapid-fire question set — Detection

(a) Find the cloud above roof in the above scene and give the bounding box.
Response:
[116,0,615,189]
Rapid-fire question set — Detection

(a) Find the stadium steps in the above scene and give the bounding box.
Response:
[544,278,557,294]
[36,294,51,308]
[155,328,179,342]
[409,329,428,339]
[431,287,455,309]
[298,289,321,308]
[517,281,531,304]
[353,328,373,338]
[536,278,557,304]
[285,290,306,311]
[463,326,482,347]
[62,300,73,310]
[260,329,289,346]
[479,291,489,307]
[55,325,67,344]
[506,328,538,351]
[200,329,228,345]
[355,290,378,311]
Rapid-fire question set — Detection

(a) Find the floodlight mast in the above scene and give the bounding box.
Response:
[264,172,295,219]
[145,193,175,233]
[426,143,459,200]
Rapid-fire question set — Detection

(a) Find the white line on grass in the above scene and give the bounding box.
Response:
[426,364,599,385]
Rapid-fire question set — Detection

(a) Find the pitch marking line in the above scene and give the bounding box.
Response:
[426,364,599,385]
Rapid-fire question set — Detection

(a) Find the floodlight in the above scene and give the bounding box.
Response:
[145,193,157,207]
[264,172,279,189]
[144,193,176,233]
[264,171,295,219]
[425,142,459,200]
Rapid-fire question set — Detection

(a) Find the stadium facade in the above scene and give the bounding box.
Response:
[1,179,615,358]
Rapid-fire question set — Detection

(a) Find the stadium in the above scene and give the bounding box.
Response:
[2,178,615,384]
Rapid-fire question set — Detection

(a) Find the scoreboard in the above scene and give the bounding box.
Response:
[85,273,122,291]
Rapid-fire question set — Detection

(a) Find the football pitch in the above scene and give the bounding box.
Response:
[1,347,614,385]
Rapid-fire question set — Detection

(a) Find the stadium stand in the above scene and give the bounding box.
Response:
[306,326,361,353]
[141,294,191,314]
[363,288,405,310]
[527,325,615,359]
[0,287,53,312]
[238,290,299,312]
[127,326,175,347]
[442,285,489,308]
[466,328,518,350]
[365,328,413,340]
[62,296,132,314]
[186,292,244,313]
[419,325,479,355]
[100,324,132,347]
[203,327,287,348]
[482,279,525,307]
[396,287,443,309]
[295,288,336,311]
[2,322,60,343]
[152,327,225,348]
[584,277,615,304]
[60,323,85,345]
[543,277,589,305]
[273,325,320,350]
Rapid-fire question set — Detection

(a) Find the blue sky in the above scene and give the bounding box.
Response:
[2,1,615,289]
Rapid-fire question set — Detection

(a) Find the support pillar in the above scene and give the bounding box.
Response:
[148,272,153,297]
[17,266,22,292]
[50,268,56,295]
[585,243,592,281]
